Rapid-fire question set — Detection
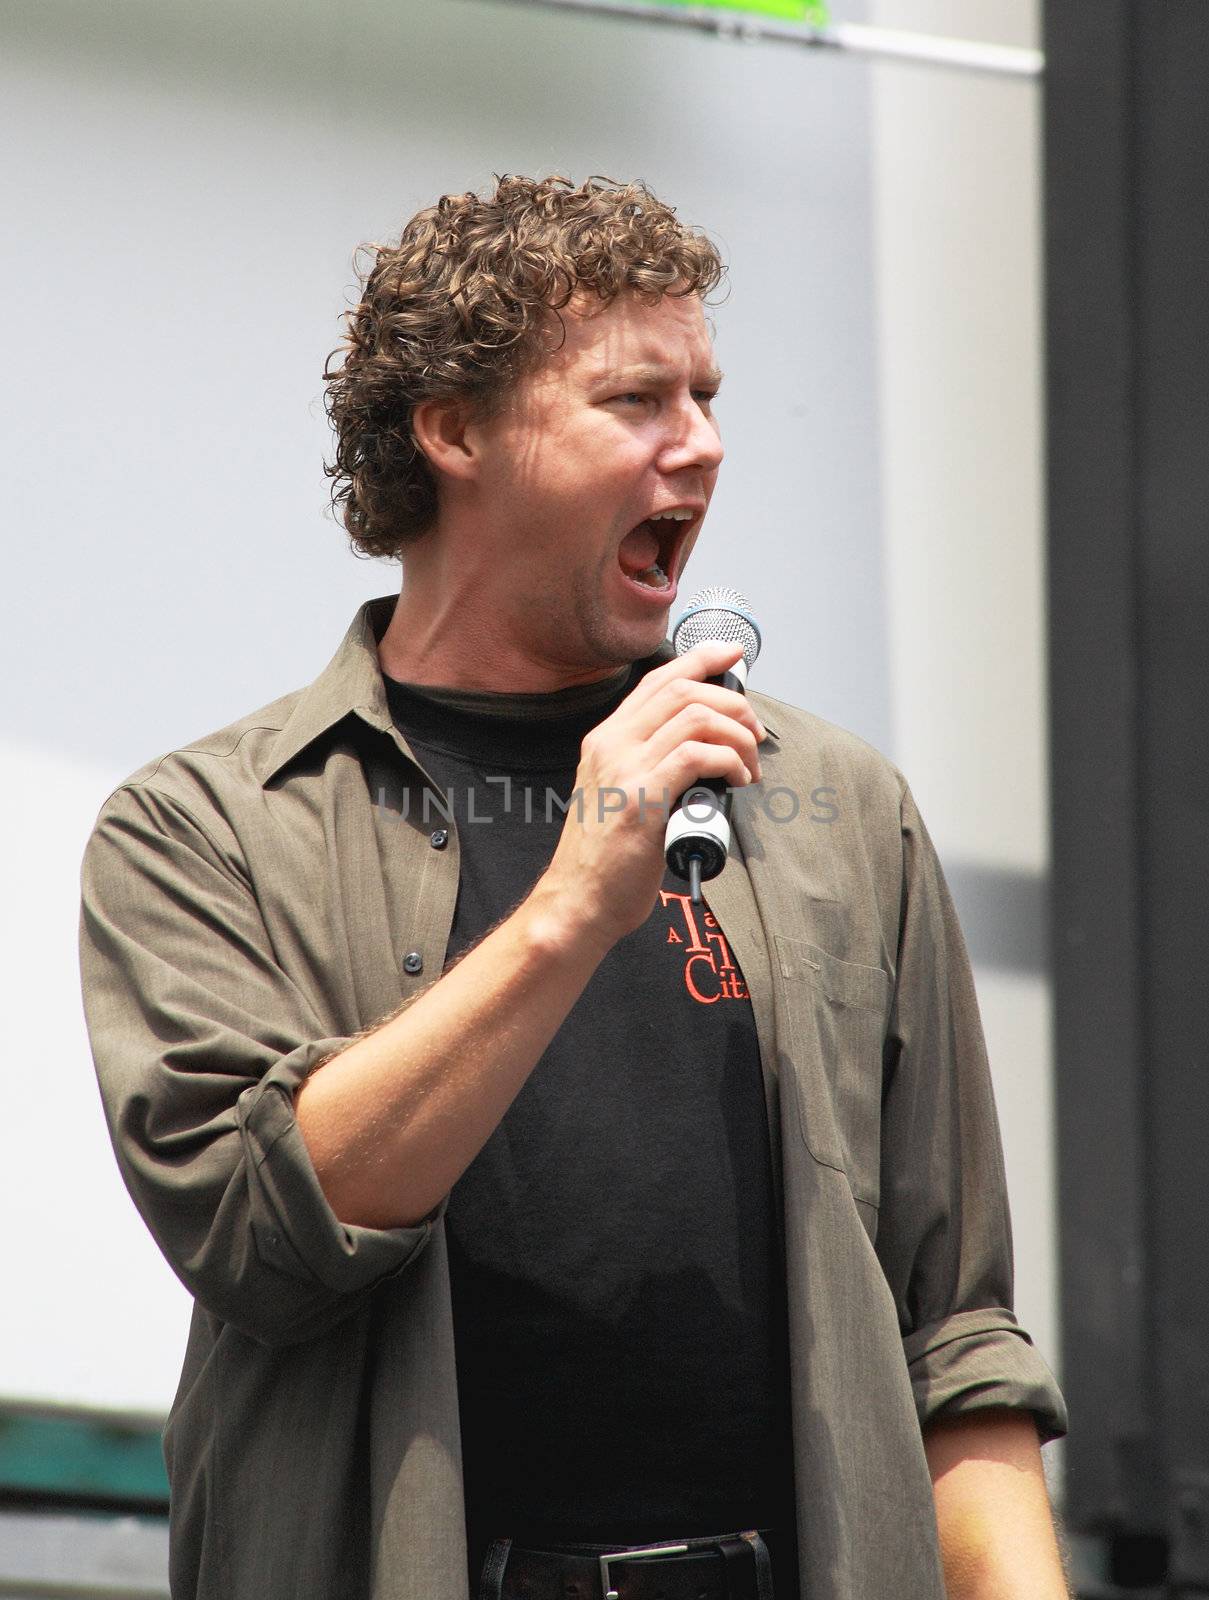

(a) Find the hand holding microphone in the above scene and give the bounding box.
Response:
[540,587,763,953]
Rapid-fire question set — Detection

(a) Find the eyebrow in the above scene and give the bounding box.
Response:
[596,362,724,390]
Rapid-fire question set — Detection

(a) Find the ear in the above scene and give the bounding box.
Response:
[411,398,479,482]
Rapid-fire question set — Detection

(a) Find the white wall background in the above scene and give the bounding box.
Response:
[868,0,1056,1383]
[0,0,1056,1449]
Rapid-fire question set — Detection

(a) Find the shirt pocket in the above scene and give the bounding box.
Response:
[773,934,890,1212]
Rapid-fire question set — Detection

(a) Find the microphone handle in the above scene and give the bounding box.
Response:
[664,667,746,903]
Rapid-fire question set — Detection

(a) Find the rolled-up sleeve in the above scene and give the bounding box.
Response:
[80,782,436,1348]
[874,783,1067,1443]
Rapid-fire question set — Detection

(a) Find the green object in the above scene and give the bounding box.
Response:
[652,0,831,24]
[0,1410,169,1506]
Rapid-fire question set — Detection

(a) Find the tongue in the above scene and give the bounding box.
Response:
[618,521,661,576]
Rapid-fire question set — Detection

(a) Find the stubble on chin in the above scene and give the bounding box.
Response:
[521,558,669,675]
[571,584,669,670]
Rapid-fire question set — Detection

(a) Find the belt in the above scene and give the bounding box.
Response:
[479,1529,780,1600]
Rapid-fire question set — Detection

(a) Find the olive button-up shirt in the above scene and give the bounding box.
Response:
[79,597,1066,1600]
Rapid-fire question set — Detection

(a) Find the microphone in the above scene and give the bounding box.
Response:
[664,586,762,905]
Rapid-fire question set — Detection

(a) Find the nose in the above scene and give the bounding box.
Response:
[660,395,724,476]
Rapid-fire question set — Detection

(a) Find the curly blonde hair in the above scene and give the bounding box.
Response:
[322,174,726,560]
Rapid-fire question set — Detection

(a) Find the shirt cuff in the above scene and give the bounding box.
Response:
[235,1037,441,1296]
[903,1307,1069,1443]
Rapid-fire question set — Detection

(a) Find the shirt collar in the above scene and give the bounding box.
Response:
[256,595,775,787]
[257,596,399,786]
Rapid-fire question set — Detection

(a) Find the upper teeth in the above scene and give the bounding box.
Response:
[649,509,694,522]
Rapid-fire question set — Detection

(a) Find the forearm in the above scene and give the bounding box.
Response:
[925,1411,1068,1600]
[295,872,611,1229]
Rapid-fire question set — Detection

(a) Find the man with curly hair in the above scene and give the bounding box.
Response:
[81,175,1067,1600]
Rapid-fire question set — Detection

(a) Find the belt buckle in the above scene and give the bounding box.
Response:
[599,1542,690,1600]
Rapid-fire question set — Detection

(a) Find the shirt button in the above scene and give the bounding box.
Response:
[403,951,424,975]
[429,829,448,850]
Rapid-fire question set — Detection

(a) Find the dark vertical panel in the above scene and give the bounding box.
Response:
[1045,0,1160,1538]
[1048,0,1209,1580]
[1133,7,1209,1590]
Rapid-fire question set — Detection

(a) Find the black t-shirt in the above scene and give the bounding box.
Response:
[385,664,793,1560]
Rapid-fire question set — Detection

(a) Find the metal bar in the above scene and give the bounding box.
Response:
[480,0,1044,79]
[0,1580,167,1599]
[831,21,1042,78]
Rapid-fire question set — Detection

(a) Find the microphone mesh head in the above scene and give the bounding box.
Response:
[672,586,761,669]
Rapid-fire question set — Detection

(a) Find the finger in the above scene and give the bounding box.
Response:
[617,641,745,719]
[641,703,763,782]
[623,674,765,746]
[610,649,764,745]
[650,739,755,800]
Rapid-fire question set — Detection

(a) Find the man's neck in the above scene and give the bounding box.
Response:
[377,582,626,695]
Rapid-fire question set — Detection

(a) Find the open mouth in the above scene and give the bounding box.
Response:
[617,507,697,595]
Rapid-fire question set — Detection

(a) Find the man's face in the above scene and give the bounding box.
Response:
[466,289,724,673]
